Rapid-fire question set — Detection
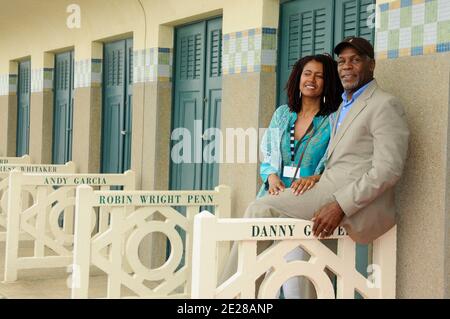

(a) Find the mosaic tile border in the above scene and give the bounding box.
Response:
[133,48,173,83]
[31,68,53,93]
[376,0,450,59]
[0,74,18,96]
[0,74,9,96]
[74,58,102,88]
[222,27,277,75]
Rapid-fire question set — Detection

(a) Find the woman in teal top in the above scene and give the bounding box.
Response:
[258,54,343,199]
[256,54,343,299]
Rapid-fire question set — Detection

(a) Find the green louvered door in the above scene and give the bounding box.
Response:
[52,51,74,164]
[101,38,133,174]
[278,0,374,105]
[278,0,333,105]
[171,17,222,192]
[17,60,31,156]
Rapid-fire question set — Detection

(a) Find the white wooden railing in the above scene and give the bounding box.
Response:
[0,155,31,165]
[3,170,135,282]
[191,212,396,299]
[71,185,231,299]
[0,162,76,242]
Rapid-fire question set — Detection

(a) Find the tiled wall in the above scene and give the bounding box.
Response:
[74,58,102,88]
[0,74,10,96]
[31,68,53,93]
[133,48,172,83]
[376,0,450,59]
[222,27,277,75]
[0,74,17,96]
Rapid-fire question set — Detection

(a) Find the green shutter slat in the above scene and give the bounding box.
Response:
[17,60,31,156]
[209,28,222,77]
[314,8,328,54]
[287,13,300,68]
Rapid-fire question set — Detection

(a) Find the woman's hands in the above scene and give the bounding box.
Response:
[268,174,285,195]
[290,175,321,195]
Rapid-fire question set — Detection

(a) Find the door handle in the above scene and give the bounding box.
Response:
[121,130,127,135]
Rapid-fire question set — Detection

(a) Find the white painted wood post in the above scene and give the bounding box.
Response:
[336,237,357,298]
[98,186,110,234]
[63,188,76,236]
[65,161,77,172]
[184,206,199,295]
[71,185,94,299]
[191,211,218,299]
[123,170,135,191]
[0,155,31,164]
[122,169,136,274]
[21,155,31,163]
[237,241,258,298]
[107,207,126,298]
[34,186,49,257]
[373,226,397,298]
[214,185,231,281]
[4,170,23,282]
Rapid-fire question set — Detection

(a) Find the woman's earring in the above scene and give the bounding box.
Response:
[299,91,302,99]
[323,96,326,104]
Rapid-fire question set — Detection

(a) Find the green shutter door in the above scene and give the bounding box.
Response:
[169,18,222,266]
[17,60,31,156]
[52,51,74,164]
[171,21,206,191]
[278,0,333,105]
[101,38,133,174]
[201,18,222,191]
[171,17,222,192]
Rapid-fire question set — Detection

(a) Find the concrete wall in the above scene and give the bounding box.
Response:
[376,52,450,298]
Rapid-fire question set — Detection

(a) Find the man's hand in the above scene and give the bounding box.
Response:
[312,201,345,238]
[268,174,285,195]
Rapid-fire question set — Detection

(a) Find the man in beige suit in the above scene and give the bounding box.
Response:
[221,37,409,282]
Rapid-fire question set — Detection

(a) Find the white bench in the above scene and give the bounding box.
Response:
[71,185,231,299]
[0,162,76,242]
[0,155,31,165]
[3,170,135,282]
[191,211,396,299]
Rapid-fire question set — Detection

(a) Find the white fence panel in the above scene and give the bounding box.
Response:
[0,162,76,242]
[0,155,31,165]
[71,184,231,299]
[3,170,135,282]
[191,212,397,299]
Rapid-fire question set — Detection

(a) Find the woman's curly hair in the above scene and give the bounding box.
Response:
[285,54,343,116]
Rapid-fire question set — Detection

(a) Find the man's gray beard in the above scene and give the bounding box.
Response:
[343,81,359,91]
